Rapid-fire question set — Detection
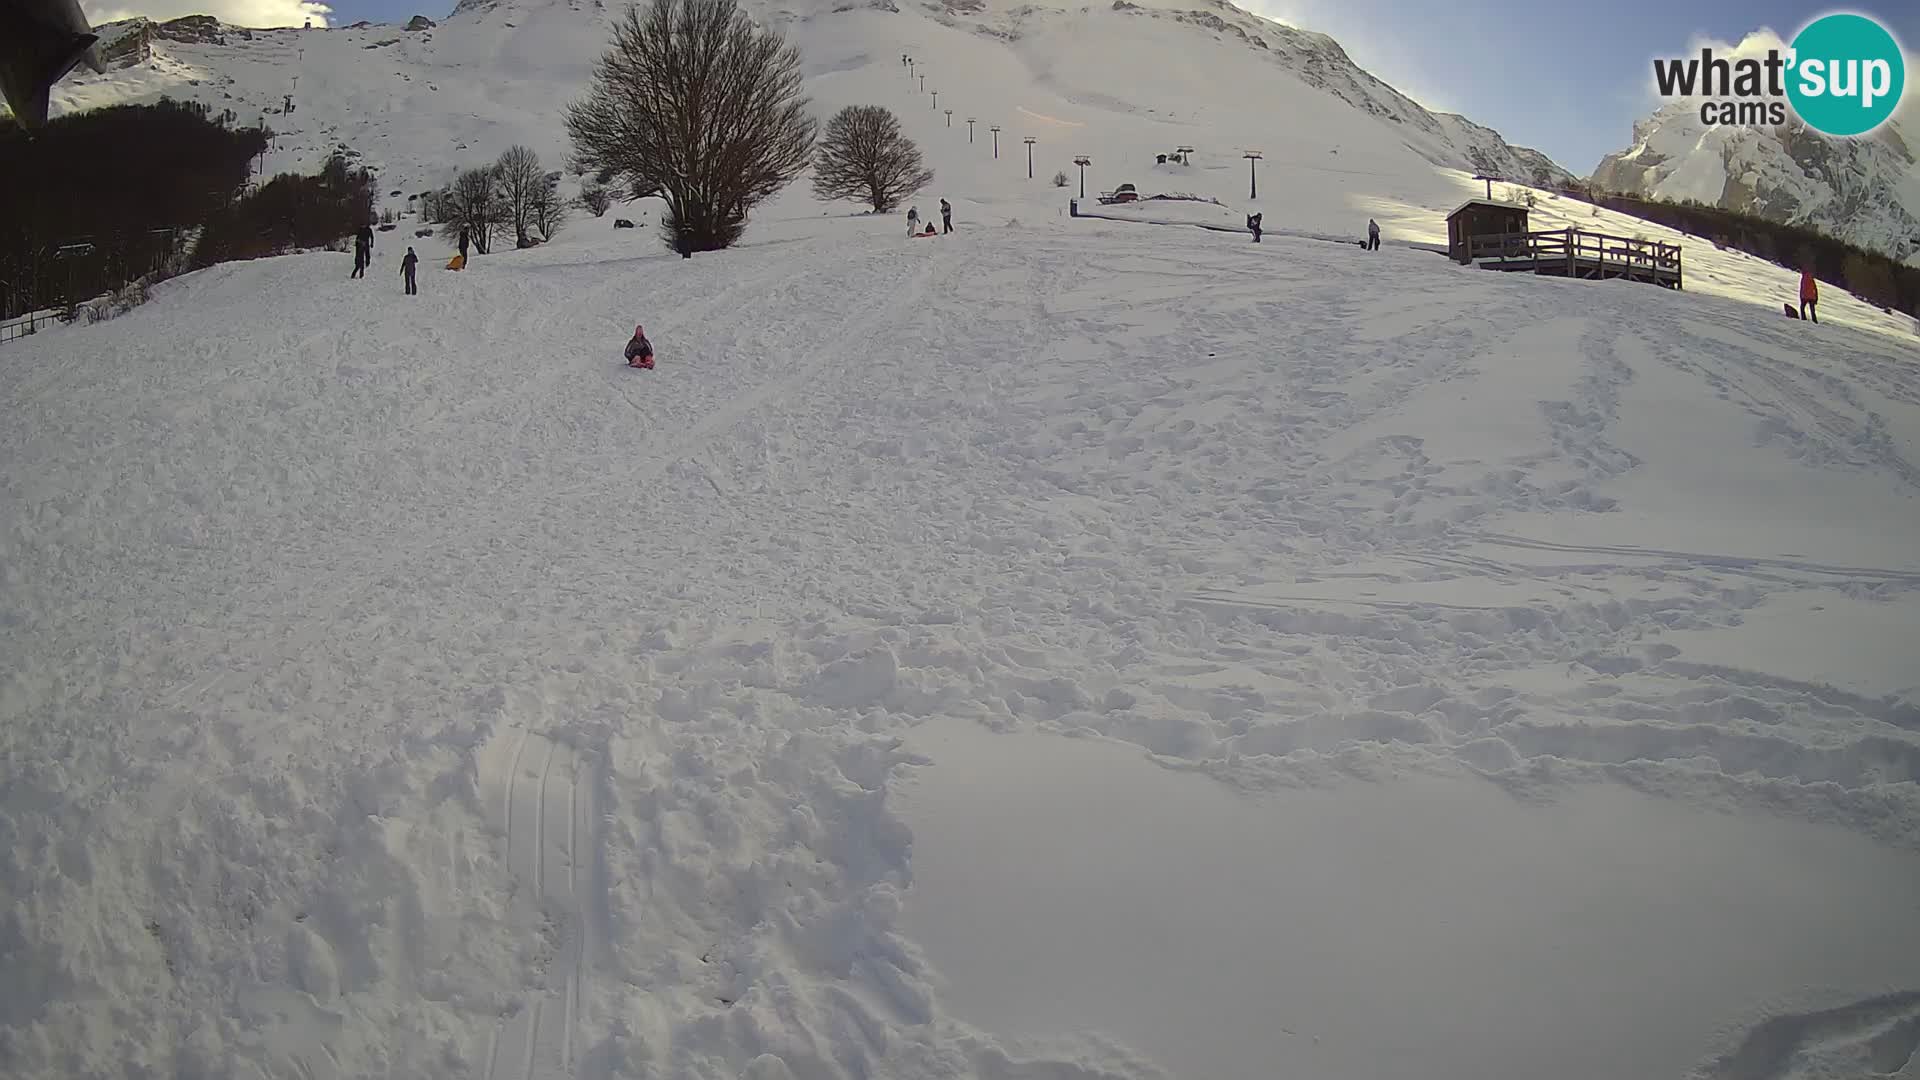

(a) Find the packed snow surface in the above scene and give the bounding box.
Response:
[5,195,1918,1079]
[900,718,1920,1080]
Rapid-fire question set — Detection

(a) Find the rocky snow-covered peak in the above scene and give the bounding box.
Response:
[1593,102,1920,264]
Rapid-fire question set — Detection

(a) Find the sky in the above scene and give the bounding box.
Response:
[1239,0,1918,171]
[79,0,1919,174]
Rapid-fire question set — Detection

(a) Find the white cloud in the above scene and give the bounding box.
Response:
[82,0,332,28]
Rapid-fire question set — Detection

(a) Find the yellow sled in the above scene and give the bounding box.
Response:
[445,254,466,271]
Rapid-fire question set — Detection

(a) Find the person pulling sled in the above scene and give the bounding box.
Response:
[625,324,655,369]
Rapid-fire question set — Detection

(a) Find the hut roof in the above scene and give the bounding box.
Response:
[1446,198,1529,219]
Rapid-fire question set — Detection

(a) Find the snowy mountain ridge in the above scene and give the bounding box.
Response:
[37,0,1572,198]
[876,0,1573,186]
[1108,0,1571,185]
[1593,101,1920,264]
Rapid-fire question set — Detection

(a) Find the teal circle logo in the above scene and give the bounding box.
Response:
[1786,13,1905,137]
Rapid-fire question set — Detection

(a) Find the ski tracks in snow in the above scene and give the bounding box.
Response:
[474,728,602,1080]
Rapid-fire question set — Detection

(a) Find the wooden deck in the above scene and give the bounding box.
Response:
[1464,229,1682,289]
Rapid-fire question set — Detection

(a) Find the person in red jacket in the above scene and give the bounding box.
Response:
[1799,267,1819,323]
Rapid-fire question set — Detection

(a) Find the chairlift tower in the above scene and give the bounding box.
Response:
[1073,155,1090,197]
[1244,149,1263,199]
[1024,137,1036,178]
[990,125,1000,158]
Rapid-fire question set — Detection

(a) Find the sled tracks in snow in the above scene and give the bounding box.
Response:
[475,729,604,1080]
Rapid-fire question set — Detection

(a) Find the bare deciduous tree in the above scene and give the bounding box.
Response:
[811,105,932,214]
[565,0,816,255]
[437,167,506,255]
[530,175,568,241]
[579,181,614,217]
[495,145,547,248]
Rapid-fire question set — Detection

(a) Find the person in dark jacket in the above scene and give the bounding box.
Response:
[625,324,654,369]
[401,247,418,295]
[1247,212,1262,243]
[940,198,952,234]
[351,224,374,278]
[458,226,470,261]
[1367,218,1380,251]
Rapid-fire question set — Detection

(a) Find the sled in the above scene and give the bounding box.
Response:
[445,254,466,270]
[627,356,654,370]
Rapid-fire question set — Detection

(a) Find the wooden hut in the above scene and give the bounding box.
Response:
[1447,199,1530,263]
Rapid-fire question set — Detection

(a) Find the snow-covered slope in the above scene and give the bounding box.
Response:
[7,5,1920,1080]
[1594,102,1920,264]
[4,183,1918,1080]
[44,0,1905,337]
[37,0,1569,207]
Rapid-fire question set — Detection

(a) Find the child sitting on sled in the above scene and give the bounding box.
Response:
[625,325,655,369]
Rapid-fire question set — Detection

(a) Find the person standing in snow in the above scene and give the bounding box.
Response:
[401,247,418,295]
[906,206,920,236]
[458,226,470,262]
[1367,218,1380,251]
[352,224,374,278]
[1799,266,1818,323]
[940,198,952,234]
[1247,212,1262,243]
